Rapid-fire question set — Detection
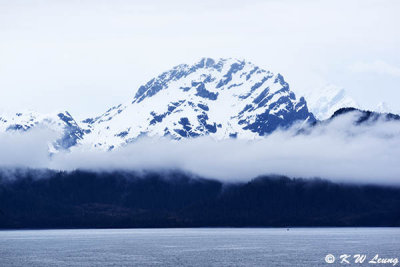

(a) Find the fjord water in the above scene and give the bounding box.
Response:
[0,228,399,266]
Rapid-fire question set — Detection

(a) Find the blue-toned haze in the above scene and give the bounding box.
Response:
[1,1,400,184]
[1,57,400,183]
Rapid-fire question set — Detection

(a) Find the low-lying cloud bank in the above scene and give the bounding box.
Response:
[1,112,400,184]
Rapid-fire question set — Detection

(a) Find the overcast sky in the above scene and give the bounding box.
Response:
[0,0,399,120]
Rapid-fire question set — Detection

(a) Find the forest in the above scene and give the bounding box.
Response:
[0,169,399,228]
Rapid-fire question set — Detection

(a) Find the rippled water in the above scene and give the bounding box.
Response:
[0,228,399,266]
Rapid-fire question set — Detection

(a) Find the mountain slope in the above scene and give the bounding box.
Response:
[375,101,400,115]
[301,85,358,120]
[81,58,316,149]
[330,107,400,123]
[0,111,84,151]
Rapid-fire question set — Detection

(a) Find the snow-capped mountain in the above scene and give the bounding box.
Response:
[0,58,318,151]
[0,111,84,151]
[375,101,400,114]
[80,58,315,149]
[301,85,358,120]
[2,58,399,153]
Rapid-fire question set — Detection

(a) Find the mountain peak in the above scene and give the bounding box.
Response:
[301,84,358,120]
[0,110,84,151]
[81,58,315,149]
[132,57,254,103]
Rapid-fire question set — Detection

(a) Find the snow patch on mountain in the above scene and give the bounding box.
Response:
[80,58,315,150]
[301,85,358,120]
[374,101,400,115]
[0,111,84,151]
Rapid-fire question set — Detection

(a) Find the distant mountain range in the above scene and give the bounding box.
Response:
[0,58,398,151]
[301,84,359,120]
[0,111,83,151]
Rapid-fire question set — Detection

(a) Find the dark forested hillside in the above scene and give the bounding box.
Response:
[0,169,400,228]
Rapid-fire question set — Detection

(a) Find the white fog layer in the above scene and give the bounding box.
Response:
[1,112,400,184]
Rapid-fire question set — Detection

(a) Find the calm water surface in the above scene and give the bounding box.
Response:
[0,228,399,266]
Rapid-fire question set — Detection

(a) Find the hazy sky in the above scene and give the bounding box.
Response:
[1,0,399,119]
